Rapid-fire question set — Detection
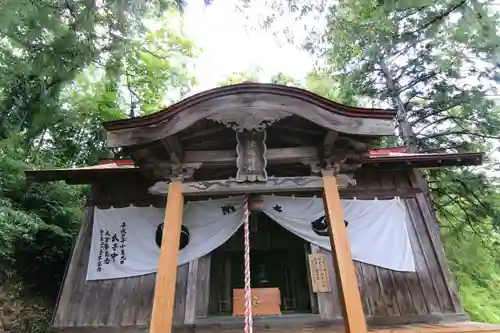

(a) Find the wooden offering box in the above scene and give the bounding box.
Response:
[233,288,281,316]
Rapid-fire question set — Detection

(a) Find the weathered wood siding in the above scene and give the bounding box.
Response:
[53,168,464,330]
[310,169,465,323]
[52,205,210,328]
[87,171,423,209]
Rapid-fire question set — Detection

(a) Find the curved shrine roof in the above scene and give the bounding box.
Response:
[103,83,398,148]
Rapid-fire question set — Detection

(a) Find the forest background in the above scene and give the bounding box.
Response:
[1,0,500,332]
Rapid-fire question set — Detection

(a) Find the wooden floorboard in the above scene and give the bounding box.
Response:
[53,321,500,333]
[210,322,500,333]
[371,322,500,333]
[204,323,500,333]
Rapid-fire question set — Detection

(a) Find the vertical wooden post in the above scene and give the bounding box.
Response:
[150,182,184,333]
[321,170,367,333]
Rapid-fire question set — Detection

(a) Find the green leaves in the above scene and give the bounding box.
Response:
[218,67,263,85]
[437,169,500,322]
[0,0,200,318]
[305,0,500,321]
[322,0,500,153]
[0,137,84,272]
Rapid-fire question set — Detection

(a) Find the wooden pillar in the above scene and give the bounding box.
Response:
[321,170,367,333]
[150,182,184,333]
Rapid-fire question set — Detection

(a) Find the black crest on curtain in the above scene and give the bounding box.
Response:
[311,216,349,236]
[221,205,236,215]
[155,224,190,250]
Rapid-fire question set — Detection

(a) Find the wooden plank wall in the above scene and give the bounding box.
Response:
[185,255,212,323]
[54,168,464,329]
[312,169,465,323]
[52,205,211,329]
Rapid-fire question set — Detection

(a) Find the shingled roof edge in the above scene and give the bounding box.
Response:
[103,83,397,131]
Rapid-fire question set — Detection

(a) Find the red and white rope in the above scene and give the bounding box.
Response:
[243,195,253,333]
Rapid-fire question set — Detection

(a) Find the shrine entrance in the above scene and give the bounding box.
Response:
[208,212,313,316]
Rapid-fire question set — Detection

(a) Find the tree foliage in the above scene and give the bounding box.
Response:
[319,0,500,224]
[0,1,198,331]
[319,0,500,322]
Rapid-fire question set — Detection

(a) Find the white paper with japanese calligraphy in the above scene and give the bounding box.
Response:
[86,196,244,281]
[262,196,415,272]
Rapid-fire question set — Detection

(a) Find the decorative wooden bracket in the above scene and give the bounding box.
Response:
[169,162,203,182]
[301,159,322,175]
[207,109,291,132]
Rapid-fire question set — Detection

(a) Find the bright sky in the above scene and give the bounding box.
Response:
[182,0,316,93]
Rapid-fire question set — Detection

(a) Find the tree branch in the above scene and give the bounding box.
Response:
[419,130,500,141]
[397,71,438,94]
[399,0,468,39]
[409,98,467,125]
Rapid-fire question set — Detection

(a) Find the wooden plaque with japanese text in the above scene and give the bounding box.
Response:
[308,253,332,293]
[235,131,268,182]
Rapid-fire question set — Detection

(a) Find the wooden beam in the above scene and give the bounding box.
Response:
[324,130,338,153]
[183,146,318,166]
[87,187,423,207]
[323,131,339,169]
[184,139,227,150]
[180,126,227,141]
[335,136,374,151]
[341,187,421,199]
[321,170,367,333]
[149,175,357,197]
[161,136,183,162]
[150,182,184,333]
[279,134,317,146]
[279,124,324,136]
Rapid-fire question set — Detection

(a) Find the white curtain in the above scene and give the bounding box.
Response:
[87,205,162,280]
[262,196,415,272]
[179,196,244,265]
[86,196,244,281]
[86,195,415,281]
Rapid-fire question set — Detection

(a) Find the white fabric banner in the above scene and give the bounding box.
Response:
[86,196,244,280]
[86,196,415,281]
[262,196,415,272]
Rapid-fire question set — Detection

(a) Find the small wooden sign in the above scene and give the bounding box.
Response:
[308,253,332,293]
[235,131,268,182]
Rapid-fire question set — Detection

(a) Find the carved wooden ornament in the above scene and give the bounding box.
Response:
[236,131,268,182]
[207,109,291,132]
[148,174,357,197]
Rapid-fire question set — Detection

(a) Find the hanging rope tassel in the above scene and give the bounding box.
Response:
[243,195,253,333]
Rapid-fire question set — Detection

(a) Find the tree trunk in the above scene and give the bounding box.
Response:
[378,57,418,153]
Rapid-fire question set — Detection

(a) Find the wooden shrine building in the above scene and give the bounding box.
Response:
[26,83,500,333]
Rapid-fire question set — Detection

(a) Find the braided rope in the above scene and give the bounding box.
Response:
[243,195,253,333]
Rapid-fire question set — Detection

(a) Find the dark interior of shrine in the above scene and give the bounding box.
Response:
[208,212,313,316]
